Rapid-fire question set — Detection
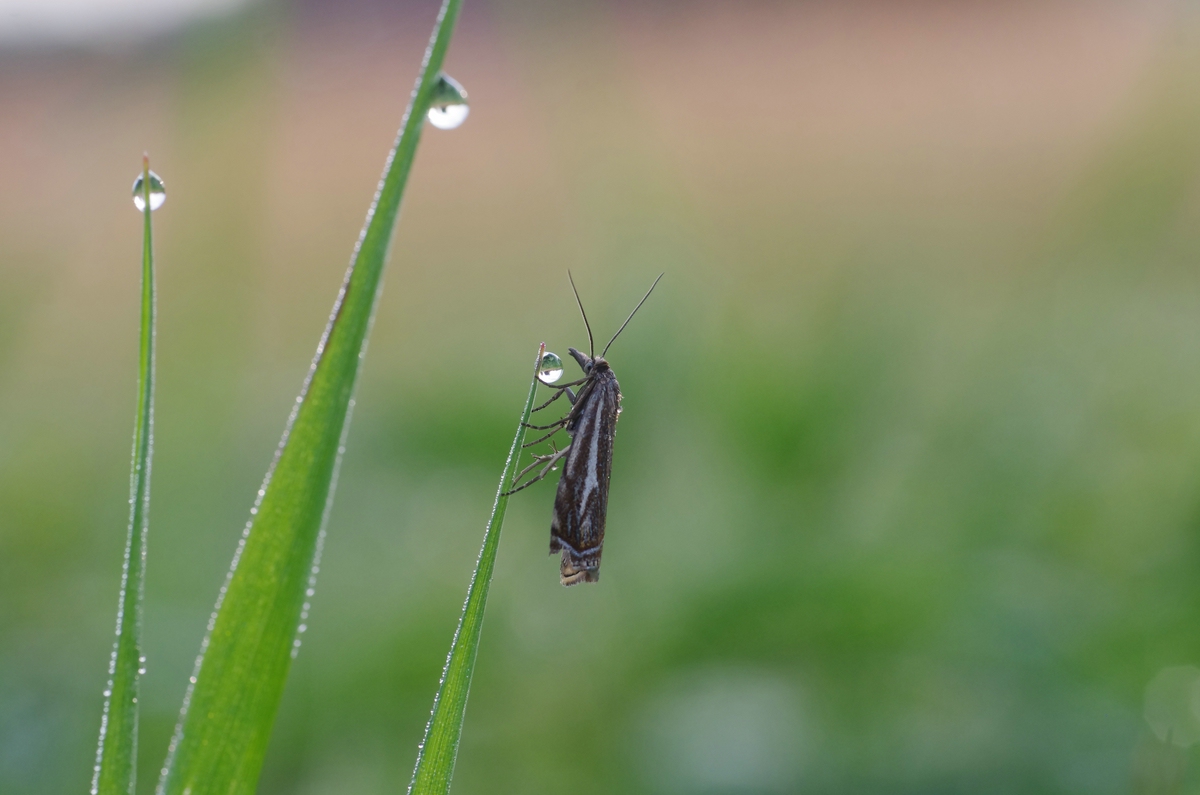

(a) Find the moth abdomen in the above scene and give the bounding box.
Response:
[548,535,601,585]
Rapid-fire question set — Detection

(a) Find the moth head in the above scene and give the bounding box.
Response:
[567,346,599,374]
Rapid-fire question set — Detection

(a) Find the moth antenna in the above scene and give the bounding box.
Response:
[601,272,663,357]
[568,270,595,359]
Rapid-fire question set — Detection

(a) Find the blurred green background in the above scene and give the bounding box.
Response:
[6,0,1200,792]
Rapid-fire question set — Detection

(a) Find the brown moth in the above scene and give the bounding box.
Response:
[505,273,663,585]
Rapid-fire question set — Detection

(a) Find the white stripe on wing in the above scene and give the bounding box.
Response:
[580,400,604,519]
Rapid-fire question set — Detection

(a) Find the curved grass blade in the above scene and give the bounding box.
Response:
[93,154,158,795]
[408,344,544,795]
[158,3,465,793]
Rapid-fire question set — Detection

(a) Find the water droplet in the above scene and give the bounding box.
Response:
[103,689,111,698]
[538,351,564,384]
[131,170,166,211]
[427,72,469,130]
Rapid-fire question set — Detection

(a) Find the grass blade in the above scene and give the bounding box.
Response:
[157,3,465,793]
[408,344,545,795]
[93,155,158,795]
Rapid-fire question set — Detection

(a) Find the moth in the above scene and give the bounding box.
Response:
[506,273,663,585]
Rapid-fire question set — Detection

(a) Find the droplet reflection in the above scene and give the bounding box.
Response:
[131,170,166,212]
[427,72,469,130]
[538,351,564,384]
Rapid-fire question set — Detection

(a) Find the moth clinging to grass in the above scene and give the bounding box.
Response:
[505,273,663,585]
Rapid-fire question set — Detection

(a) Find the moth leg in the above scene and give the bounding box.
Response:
[532,388,567,413]
[525,382,588,431]
[523,417,569,431]
[509,442,563,486]
[522,426,565,449]
[502,444,571,496]
[547,379,588,391]
[510,456,547,486]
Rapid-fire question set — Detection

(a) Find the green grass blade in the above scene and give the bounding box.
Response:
[157,3,464,793]
[408,344,545,795]
[93,155,157,795]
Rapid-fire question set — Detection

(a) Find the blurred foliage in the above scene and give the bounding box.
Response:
[6,1,1200,794]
